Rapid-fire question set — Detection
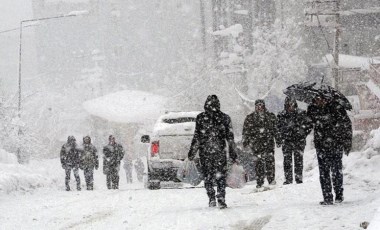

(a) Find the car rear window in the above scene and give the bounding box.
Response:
[162,117,196,124]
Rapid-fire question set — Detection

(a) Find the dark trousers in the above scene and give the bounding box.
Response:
[106,167,120,189]
[282,144,304,183]
[65,167,80,190]
[83,168,94,190]
[204,168,226,202]
[316,148,344,202]
[255,151,275,186]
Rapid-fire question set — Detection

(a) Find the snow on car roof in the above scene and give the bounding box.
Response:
[158,111,201,120]
[83,90,167,124]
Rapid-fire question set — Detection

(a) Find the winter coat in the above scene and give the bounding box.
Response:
[242,110,280,154]
[277,99,312,149]
[60,143,80,169]
[307,102,352,152]
[188,95,237,173]
[103,143,125,174]
[79,143,99,170]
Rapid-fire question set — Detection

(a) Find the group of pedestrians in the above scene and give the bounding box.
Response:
[60,135,125,191]
[188,94,352,209]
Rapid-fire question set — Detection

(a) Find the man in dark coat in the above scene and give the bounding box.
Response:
[277,97,312,185]
[79,136,98,190]
[103,135,125,189]
[242,99,280,189]
[307,94,352,205]
[60,136,81,191]
[188,95,237,209]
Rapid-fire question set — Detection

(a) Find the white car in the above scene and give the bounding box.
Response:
[141,111,201,189]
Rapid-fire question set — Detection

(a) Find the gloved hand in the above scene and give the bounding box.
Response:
[344,148,350,156]
[95,165,99,170]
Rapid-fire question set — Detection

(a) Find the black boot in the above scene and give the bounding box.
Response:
[319,200,333,205]
[217,197,227,209]
[335,196,344,203]
[209,197,216,207]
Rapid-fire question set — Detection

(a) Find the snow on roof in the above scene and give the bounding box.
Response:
[211,24,243,38]
[340,7,380,16]
[45,0,89,3]
[324,54,380,70]
[83,90,167,124]
[366,80,380,101]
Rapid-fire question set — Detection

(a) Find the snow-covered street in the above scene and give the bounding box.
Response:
[1,149,380,230]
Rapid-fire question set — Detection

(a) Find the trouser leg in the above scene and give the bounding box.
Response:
[204,169,216,199]
[266,152,276,184]
[126,169,132,183]
[294,148,304,183]
[255,154,265,187]
[73,167,81,190]
[112,168,120,189]
[215,169,226,201]
[106,173,112,189]
[65,168,71,190]
[84,168,94,190]
[282,145,293,183]
[317,150,333,202]
[332,150,344,199]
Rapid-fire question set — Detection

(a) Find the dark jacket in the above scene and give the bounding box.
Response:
[79,143,98,170]
[188,95,237,171]
[307,102,352,152]
[60,143,80,169]
[103,143,125,173]
[242,107,280,153]
[277,98,312,149]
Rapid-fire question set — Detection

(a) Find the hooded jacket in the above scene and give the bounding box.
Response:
[277,97,312,148]
[188,95,237,165]
[242,99,280,153]
[307,100,352,152]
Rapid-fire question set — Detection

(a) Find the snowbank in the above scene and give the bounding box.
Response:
[83,90,167,124]
[0,149,17,164]
[369,208,380,230]
[0,159,60,194]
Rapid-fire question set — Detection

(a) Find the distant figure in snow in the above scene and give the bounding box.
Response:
[60,136,81,191]
[103,135,125,189]
[79,136,99,190]
[277,97,312,185]
[188,95,238,209]
[307,94,352,205]
[242,99,280,189]
[123,153,133,184]
[134,157,145,182]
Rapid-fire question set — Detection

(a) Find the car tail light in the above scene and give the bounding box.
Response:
[151,141,159,157]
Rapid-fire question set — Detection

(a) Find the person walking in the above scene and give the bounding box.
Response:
[134,157,145,182]
[307,94,352,205]
[242,99,280,189]
[103,135,125,189]
[60,136,81,191]
[123,153,133,184]
[79,136,99,190]
[188,95,238,209]
[277,97,312,185]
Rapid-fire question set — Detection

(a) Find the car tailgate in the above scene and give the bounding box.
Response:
[159,135,194,160]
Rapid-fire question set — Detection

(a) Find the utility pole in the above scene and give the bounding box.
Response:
[332,0,341,90]
[305,0,341,89]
